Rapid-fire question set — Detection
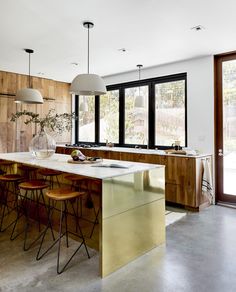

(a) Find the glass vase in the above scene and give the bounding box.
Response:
[29,127,56,159]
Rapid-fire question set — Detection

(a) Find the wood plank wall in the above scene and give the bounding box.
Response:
[0,70,72,153]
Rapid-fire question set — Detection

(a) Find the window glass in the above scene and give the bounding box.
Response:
[99,90,119,143]
[125,86,148,145]
[155,80,185,146]
[78,96,95,142]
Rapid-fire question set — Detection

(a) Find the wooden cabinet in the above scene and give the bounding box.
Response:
[56,146,212,210]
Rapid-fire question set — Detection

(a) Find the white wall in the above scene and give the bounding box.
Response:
[104,56,214,155]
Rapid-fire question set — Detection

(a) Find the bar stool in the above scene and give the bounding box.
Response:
[0,174,24,232]
[0,160,15,174]
[18,164,38,180]
[64,174,86,191]
[64,174,87,217]
[38,168,62,189]
[86,179,102,238]
[36,188,90,274]
[65,175,101,237]
[11,180,52,251]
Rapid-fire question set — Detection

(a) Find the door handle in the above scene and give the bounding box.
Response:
[218,149,224,156]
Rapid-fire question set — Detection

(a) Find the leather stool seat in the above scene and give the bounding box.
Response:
[38,169,62,189]
[0,174,23,182]
[46,188,85,201]
[38,169,62,176]
[19,180,48,190]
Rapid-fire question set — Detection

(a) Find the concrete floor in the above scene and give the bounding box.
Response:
[1,205,236,292]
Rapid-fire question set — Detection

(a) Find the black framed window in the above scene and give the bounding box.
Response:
[124,85,149,145]
[74,72,187,149]
[155,79,186,146]
[78,95,95,142]
[99,90,119,143]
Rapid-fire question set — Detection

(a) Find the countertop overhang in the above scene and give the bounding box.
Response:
[0,152,164,180]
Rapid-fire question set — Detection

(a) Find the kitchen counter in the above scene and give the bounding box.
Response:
[0,152,161,180]
[0,151,165,277]
[57,144,211,158]
[56,146,213,211]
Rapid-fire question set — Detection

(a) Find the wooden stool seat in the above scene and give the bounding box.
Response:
[18,165,38,172]
[18,164,38,180]
[39,169,62,176]
[46,188,85,201]
[0,160,14,166]
[19,180,48,190]
[0,174,23,182]
[18,164,38,171]
[0,160,15,174]
[38,169,62,189]
[64,174,85,182]
[11,180,50,251]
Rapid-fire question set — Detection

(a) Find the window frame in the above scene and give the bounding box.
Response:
[99,89,120,145]
[74,72,187,149]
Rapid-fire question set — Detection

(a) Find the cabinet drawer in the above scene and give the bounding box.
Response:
[165,183,177,203]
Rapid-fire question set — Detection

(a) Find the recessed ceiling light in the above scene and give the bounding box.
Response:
[191,25,205,31]
[118,48,127,52]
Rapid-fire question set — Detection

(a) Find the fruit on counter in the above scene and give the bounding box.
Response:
[71,149,86,161]
[72,155,79,161]
[78,155,86,161]
[71,149,81,157]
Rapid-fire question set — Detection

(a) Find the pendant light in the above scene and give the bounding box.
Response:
[70,21,107,96]
[80,96,89,112]
[15,49,44,104]
[134,64,144,108]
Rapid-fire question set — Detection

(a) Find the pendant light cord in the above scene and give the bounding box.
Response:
[87,25,90,74]
[139,67,140,96]
[28,52,31,88]
[138,65,141,97]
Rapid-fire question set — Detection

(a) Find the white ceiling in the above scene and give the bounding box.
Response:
[1,0,236,83]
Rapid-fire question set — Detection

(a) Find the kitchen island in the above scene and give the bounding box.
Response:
[0,152,165,277]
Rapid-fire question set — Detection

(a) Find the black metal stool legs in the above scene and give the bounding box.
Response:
[37,197,90,274]
[0,181,19,232]
[10,187,54,251]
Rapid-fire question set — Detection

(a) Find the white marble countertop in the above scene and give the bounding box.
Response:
[57,145,212,158]
[0,152,163,180]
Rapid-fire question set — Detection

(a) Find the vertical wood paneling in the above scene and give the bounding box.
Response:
[0,70,72,152]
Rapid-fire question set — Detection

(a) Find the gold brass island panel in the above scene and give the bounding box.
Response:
[100,167,165,277]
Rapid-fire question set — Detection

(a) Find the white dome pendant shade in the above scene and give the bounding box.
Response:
[15,49,44,104]
[70,73,106,96]
[15,88,44,104]
[70,22,106,96]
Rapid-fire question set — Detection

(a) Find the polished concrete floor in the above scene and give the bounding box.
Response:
[1,205,236,292]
